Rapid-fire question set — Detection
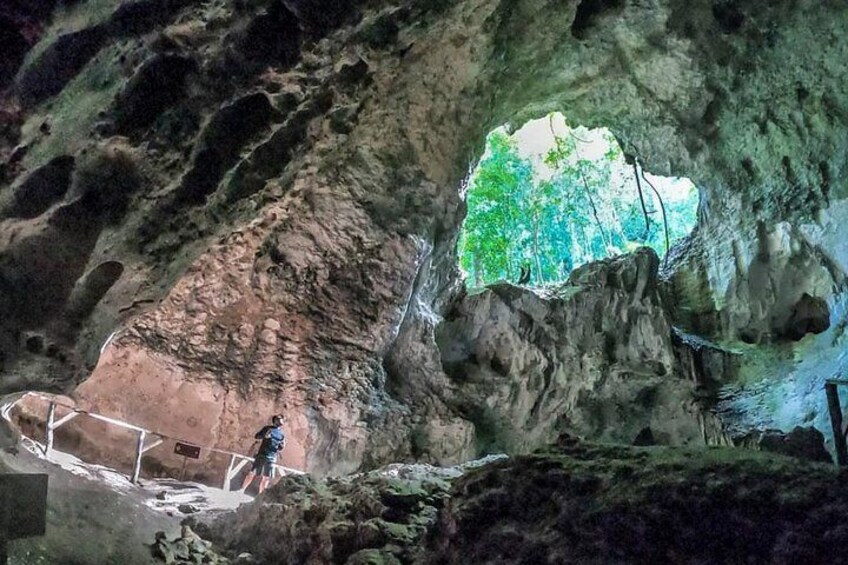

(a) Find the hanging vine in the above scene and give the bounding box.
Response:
[639,160,671,266]
[626,140,672,265]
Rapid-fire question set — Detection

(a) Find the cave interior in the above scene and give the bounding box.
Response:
[1,0,848,562]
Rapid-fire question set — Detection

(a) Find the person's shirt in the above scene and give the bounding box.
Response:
[254,425,285,461]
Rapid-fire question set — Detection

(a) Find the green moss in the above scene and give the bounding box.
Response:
[21,42,126,170]
[381,478,428,508]
[24,0,122,65]
[377,520,418,545]
[433,440,846,562]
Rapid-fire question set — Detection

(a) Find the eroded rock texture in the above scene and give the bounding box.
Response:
[426,439,848,564]
[1,0,848,476]
[200,439,848,564]
[205,458,505,565]
[432,249,706,454]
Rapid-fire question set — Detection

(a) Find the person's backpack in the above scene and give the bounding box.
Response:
[257,426,285,458]
[267,430,285,454]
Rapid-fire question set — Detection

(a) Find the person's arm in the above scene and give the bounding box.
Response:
[254,426,270,440]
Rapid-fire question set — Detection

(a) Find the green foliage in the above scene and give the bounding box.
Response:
[459,131,534,284]
[460,116,699,288]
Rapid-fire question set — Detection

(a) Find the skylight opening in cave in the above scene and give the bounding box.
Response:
[459,113,699,288]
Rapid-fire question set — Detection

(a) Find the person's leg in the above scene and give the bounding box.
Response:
[257,461,273,494]
[258,476,270,494]
[240,470,256,491]
[242,458,262,491]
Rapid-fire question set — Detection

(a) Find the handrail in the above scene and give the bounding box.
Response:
[9,392,305,478]
[826,378,848,387]
[826,381,848,466]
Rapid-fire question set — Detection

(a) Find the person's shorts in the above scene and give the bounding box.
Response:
[251,457,275,478]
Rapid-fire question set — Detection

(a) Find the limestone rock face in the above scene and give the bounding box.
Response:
[2,0,848,475]
[671,221,841,343]
[434,248,705,453]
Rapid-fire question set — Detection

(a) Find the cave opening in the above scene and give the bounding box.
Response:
[459,113,700,288]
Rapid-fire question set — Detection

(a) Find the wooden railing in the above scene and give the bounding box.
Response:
[826,378,848,466]
[2,392,304,489]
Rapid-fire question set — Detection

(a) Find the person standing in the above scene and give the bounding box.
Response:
[240,415,286,494]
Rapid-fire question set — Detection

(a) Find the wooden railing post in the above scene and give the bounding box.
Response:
[223,454,236,491]
[826,383,848,466]
[132,430,146,484]
[44,402,56,457]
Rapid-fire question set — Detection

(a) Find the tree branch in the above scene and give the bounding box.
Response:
[548,116,612,252]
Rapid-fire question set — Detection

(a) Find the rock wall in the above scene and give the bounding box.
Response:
[432,249,706,453]
[2,0,848,475]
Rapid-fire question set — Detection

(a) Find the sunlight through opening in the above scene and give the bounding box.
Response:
[459,113,699,288]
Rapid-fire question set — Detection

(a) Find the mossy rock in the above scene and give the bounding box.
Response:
[344,548,401,565]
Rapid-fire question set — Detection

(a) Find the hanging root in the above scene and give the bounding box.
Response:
[638,160,671,267]
[632,160,651,240]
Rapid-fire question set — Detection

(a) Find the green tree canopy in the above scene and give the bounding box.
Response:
[459,114,699,288]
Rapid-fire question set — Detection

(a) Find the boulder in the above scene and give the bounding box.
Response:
[778,293,830,341]
[742,426,833,464]
[152,529,228,565]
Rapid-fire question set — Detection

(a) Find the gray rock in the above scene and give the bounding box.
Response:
[778,293,830,341]
[433,248,706,453]
[173,539,191,560]
[743,426,833,464]
[153,541,176,565]
[345,548,401,565]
